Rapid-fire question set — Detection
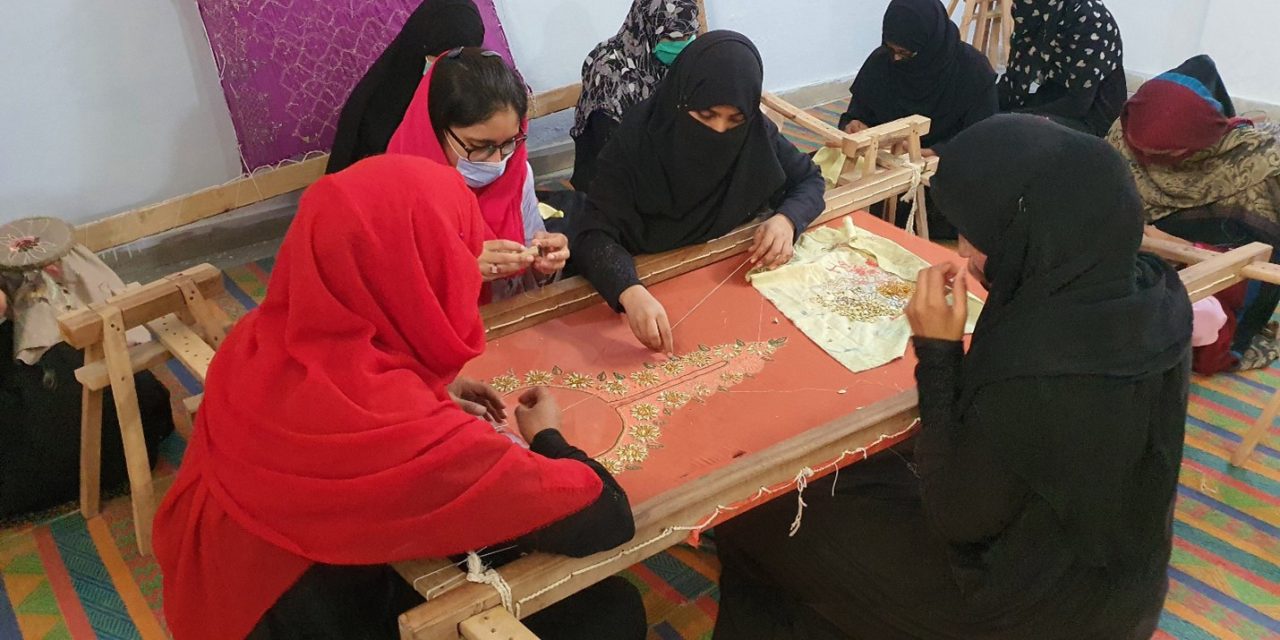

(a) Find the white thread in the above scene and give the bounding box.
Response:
[466,551,515,613]
[788,467,816,536]
[899,161,926,236]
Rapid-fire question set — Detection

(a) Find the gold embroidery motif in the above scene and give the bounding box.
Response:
[524,370,554,386]
[630,370,661,387]
[490,372,520,394]
[631,403,660,422]
[562,372,594,390]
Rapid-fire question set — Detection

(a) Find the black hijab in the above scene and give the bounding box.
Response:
[579,31,787,255]
[850,0,995,147]
[327,0,484,174]
[932,114,1191,566]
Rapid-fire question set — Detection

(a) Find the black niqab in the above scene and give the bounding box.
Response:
[850,0,995,146]
[327,0,484,174]
[580,31,786,255]
[932,114,1192,566]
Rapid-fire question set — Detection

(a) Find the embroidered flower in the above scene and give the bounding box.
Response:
[490,372,520,394]
[615,443,649,465]
[631,370,661,387]
[562,372,594,390]
[603,380,629,396]
[659,359,685,376]
[631,403,660,421]
[658,390,691,409]
[524,370,554,386]
[629,423,662,445]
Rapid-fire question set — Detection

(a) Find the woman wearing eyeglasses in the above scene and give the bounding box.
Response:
[388,47,569,303]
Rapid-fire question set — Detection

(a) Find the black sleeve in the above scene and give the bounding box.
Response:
[769,124,827,240]
[1015,81,1098,121]
[837,98,876,131]
[571,228,640,313]
[911,338,1029,544]
[962,82,1000,131]
[515,430,636,558]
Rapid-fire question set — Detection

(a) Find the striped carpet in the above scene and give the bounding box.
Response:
[1,102,1277,639]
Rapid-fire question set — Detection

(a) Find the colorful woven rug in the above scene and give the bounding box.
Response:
[1,103,1277,639]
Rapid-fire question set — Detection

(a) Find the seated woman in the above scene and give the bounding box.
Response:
[570,0,701,191]
[0,236,174,519]
[154,156,645,640]
[712,116,1191,640]
[999,0,1126,137]
[839,0,996,148]
[327,0,485,174]
[837,0,997,239]
[1109,55,1280,371]
[571,31,826,353]
[388,47,569,302]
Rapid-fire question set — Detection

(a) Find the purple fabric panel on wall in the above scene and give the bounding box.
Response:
[195,0,514,170]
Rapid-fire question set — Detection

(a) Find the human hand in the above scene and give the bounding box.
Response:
[619,285,673,354]
[921,148,938,158]
[748,214,796,269]
[478,240,534,282]
[448,376,507,422]
[515,387,560,443]
[905,263,969,341]
[531,231,570,275]
[844,120,869,134]
[1143,225,1192,246]
[0,289,7,317]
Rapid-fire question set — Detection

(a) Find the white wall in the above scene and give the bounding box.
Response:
[494,0,886,93]
[0,1,242,225]
[1108,0,1279,104]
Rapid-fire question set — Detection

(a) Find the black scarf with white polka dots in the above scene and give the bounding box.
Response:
[1000,0,1122,107]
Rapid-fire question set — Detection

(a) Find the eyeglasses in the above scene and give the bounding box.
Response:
[884,44,917,60]
[446,127,527,162]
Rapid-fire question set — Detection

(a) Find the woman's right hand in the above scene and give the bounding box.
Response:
[619,285,673,354]
[844,120,869,134]
[479,240,535,282]
[515,387,560,443]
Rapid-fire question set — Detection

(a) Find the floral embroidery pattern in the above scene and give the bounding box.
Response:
[810,262,915,323]
[484,339,786,473]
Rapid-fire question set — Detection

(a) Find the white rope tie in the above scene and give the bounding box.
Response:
[788,467,817,536]
[899,160,926,236]
[466,551,514,614]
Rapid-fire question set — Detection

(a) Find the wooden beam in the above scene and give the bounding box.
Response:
[528,84,582,120]
[147,315,217,384]
[696,0,709,34]
[395,558,469,602]
[1164,243,1272,302]
[58,264,223,349]
[459,608,538,640]
[75,341,171,391]
[398,392,920,639]
[76,157,328,252]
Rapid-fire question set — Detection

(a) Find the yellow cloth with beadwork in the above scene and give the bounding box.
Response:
[748,218,983,373]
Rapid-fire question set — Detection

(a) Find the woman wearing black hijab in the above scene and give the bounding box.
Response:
[838,0,997,149]
[712,115,1191,640]
[570,31,825,353]
[999,0,1126,137]
[327,0,485,173]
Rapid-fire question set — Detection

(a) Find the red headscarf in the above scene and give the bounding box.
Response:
[386,56,529,245]
[153,156,601,639]
[1121,72,1249,167]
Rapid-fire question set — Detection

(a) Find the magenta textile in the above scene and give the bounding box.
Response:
[196,0,514,170]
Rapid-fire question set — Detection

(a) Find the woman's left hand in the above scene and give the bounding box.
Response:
[748,214,796,270]
[531,231,570,276]
[906,263,969,342]
[448,376,507,422]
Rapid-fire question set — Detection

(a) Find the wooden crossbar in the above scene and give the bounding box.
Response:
[1142,236,1280,465]
[59,263,226,555]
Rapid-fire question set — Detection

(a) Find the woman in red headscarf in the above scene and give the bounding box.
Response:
[153,156,644,640]
[1109,55,1280,371]
[388,47,568,303]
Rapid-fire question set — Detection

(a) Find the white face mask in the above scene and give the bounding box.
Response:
[447,133,511,188]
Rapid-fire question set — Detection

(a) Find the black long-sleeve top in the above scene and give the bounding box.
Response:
[838,83,999,149]
[516,429,635,557]
[1000,65,1127,136]
[907,337,1186,637]
[573,131,825,312]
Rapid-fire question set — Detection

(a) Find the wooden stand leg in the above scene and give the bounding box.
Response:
[882,196,898,224]
[459,608,538,640]
[1234,387,1280,466]
[914,185,931,240]
[80,343,105,518]
[97,306,157,555]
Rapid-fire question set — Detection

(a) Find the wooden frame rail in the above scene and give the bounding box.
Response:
[57,264,227,555]
[947,0,1013,68]
[396,392,920,639]
[1142,237,1280,465]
